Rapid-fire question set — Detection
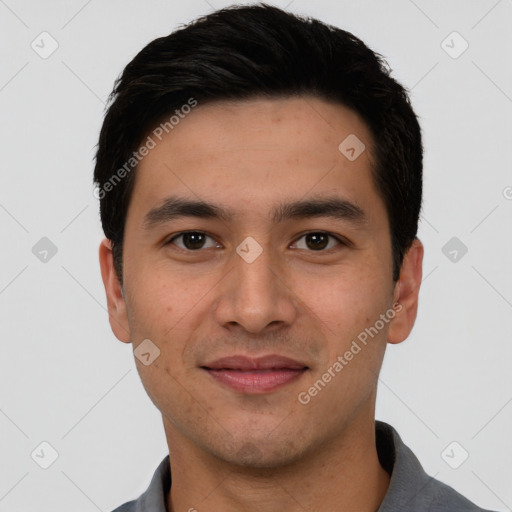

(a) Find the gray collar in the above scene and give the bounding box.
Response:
[115,421,494,512]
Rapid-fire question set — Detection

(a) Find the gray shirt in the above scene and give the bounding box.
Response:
[111,421,496,511]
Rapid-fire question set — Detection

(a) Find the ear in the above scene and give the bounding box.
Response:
[387,238,423,344]
[98,238,131,343]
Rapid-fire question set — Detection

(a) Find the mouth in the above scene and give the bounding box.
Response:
[201,355,309,394]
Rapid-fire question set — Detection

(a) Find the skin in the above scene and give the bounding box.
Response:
[99,96,423,512]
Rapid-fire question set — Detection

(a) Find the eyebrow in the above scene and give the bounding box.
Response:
[142,195,367,230]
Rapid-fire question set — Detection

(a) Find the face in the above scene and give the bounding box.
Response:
[100,96,422,468]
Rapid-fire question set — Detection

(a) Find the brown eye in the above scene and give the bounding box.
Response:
[293,232,342,251]
[168,232,218,251]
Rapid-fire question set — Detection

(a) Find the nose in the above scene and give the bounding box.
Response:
[214,240,298,335]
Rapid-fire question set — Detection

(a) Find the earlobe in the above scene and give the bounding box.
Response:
[387,238,424,345]
[98,238,131,343]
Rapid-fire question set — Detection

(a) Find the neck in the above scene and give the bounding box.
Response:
[165,413,390,512]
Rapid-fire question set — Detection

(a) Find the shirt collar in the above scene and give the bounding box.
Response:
[128,421,450,511]
[376,420,440,511]
[134,453,171,512]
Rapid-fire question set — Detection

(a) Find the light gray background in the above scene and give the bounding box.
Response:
[1,0,511,510]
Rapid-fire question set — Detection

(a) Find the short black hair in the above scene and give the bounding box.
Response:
[94,3,423,284]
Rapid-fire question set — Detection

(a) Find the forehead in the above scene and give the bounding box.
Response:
[128,96,381,225]
[144,96,374,167]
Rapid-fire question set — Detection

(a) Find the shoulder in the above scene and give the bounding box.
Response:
[108,455,171,512]
[427,478,498,512]
[428,479,498,512]
[110,501,136,512]
[376,421,497,512]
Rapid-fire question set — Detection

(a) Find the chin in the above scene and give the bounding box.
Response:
[208,431,309,470]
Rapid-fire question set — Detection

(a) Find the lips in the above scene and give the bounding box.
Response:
[202,355,308,394]
[204,355,307,371]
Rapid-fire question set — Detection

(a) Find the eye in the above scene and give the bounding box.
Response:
[167,231,219,251]
[166,231,345,252]
[292,232,344,251]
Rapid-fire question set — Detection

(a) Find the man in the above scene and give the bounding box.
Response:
[94,4,495,511]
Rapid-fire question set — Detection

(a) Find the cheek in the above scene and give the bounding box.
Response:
[125,265,192,336]
[296,266,389,342]
[135,357,199,426]
[126,273,200,413]
[125,265,216,376]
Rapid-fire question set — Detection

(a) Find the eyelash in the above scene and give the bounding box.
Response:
[165,231,347,252]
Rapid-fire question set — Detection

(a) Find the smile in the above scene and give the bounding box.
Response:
[202,355,309,394]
